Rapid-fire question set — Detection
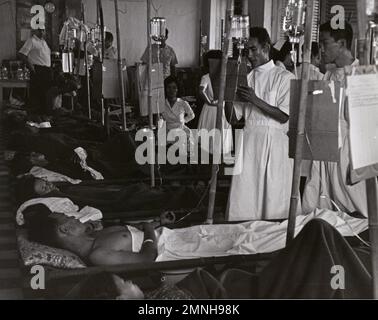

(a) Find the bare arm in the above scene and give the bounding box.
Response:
[170,65,177,78]
[18,53,35,73]
[183,102,195,123]
[199,86,217,106]
[237,85,289,123]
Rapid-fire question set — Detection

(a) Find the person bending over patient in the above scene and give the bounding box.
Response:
[25,204,175,266]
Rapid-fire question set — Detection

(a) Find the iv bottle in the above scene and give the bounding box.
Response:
[283,0,306,43]
[62,47,74,73]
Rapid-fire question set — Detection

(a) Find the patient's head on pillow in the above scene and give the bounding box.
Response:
[24,204,62,248]
[11,152,49,176]
[16,176,59,202]
[25,205,88,249]
[79,272,145,300]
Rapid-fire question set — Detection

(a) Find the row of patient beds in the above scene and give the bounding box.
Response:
[1,95,373,299]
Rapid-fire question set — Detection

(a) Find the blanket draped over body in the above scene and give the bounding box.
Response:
[126,209,368,262]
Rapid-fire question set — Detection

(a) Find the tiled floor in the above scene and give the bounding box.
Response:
[0,106,23,299]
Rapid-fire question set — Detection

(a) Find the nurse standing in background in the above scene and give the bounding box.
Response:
[197,50,233,156]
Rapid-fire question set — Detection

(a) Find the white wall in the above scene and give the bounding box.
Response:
[82,0,201,67]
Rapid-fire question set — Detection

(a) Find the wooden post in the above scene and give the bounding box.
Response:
[367,178,378,298]
[206,0,234,224]
[286,0,314,244]
[114,0,127,131]
[147,0,155,188]
[356,0,378,300]
[356,0,369,66]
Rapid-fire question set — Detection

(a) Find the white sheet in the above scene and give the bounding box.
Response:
[155,209,368,262]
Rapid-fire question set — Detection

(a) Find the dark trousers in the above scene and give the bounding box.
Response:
[29,65,52,113]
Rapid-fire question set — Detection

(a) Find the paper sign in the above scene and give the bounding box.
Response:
[346,72,378,170]
[21,28,31,41]
[289,80,341,162]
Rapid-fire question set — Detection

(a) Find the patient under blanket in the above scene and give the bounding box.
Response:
[128,209,368,261]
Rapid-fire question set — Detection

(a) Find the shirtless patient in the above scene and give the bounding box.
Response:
[24,204,174,266]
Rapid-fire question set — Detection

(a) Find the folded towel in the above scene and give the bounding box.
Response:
[17,197,103,226]
[29,166,82,184]
[74,147,104,180]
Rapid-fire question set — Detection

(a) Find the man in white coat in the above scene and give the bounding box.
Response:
[226,27,298,221]
[302,21,368,216]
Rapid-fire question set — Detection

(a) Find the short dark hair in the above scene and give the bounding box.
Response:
[24,204,61,248]
[105,31,113,43]
[79,272,119,299]
[15,175,37,203]
[164,75,178,89]
[10,153,33,176]
[273,40,297,62]
[202,50,223,72]
[249,27,272,48]
[320,21,354,50]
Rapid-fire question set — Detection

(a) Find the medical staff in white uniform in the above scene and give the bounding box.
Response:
[19,27,52,112]
[197,50,233,156]
[302,21,368,216]
[226,27,300,221]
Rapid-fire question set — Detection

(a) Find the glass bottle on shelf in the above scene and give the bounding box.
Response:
[1,65,8,80]
[23,67,30,80]
[16,67,24,80]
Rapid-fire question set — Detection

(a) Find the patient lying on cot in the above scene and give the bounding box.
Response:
[9,129,185,180]
[16,176,200,213]
[11,152,94,181]
[24,204,174,265]
[23,201,370,268]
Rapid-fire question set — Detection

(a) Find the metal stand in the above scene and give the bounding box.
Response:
[147,0,156,188]
[114,0,127,131]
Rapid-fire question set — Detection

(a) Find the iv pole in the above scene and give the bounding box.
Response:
[147,0,156,188]
[114,0,128,131]
[286,0,315,244]
[81,1,92,120]
[206,0,235,224]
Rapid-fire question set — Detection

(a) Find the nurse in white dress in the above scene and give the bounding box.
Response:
[162,77,195,152]
[226,27,300,221]
[197,51,233,156]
